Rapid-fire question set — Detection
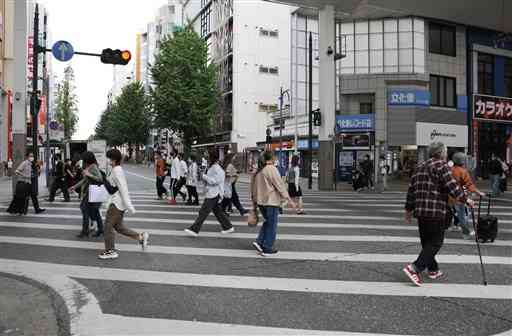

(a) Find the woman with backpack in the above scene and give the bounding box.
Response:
[70,151,104,238]
[287,155,305,215]
[251,151,296,256]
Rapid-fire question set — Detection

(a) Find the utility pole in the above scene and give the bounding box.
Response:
[30,4,40,194]
[43,11,50,187]
[308,31,313,190]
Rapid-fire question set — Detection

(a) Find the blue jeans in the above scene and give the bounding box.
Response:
[490,174,501,196]
[257,206,280,252]
[454,203,471,235]
[80,198,104,234]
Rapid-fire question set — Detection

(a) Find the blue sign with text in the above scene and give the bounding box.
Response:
[52,40,74,62]
[336,114,374,133]
[297,139,319,150]
[388,89,430,106]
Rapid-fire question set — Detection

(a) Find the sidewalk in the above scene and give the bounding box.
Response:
[0,273,68,336]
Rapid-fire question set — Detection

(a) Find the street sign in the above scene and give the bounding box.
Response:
[52,40,74,62]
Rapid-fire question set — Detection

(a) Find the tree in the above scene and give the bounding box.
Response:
[55,66,79,139]
[151,28,219,152]
[95,81,151,159]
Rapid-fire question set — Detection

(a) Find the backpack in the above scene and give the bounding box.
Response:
[100,170,119,195]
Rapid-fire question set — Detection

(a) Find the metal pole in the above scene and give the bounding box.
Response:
[308,31,313,190]
[31,4,40,194]
[279,86,283,173]
[43,12,50,187]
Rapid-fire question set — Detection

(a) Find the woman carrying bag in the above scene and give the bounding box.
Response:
[251,151,296,256]
[7,152,35,215]
[70,151,105,238]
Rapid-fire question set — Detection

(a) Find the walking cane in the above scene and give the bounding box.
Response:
[470,202,488,286]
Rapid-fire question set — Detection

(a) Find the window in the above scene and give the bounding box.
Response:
[360,102,374,114]
[260,29,279,38]
[260,65,278,75]
[200,5,211,38]
[478,53,494,95]
[429,22,456,56]
[505,58,512,97]
[430,75,456,108]
[259,104,278,112]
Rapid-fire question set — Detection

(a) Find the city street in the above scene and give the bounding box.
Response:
[0,164,511,335]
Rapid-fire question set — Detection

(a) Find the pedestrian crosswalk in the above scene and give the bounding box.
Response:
[0,184,511,336]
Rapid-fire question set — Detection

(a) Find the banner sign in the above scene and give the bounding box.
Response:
[388,89,430,106]
[473,94,512,123]
[416,122,468,147]
[336,114,374,133]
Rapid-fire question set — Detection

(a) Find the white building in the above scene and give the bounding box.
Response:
[182,0,295,155]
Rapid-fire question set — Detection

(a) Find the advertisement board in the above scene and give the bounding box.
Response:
[473,94,512,123]
[416,122,468,148]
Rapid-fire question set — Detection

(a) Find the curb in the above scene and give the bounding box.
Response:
[0,272,71,336]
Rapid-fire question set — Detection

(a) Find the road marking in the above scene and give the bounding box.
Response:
[0,236,510,263]
[102,314,413,336]
[4,219,512,234]
[0,258,508,300]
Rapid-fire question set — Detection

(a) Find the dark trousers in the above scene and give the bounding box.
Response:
[189,196,232,233]
[174,177,187,200]
[80,198,104,234]
[186,185,199,204]
[49,178,70,201]
[156,176,167,197]
[30,178,42,211]
[231,183,246,214]
[413,217,446,273]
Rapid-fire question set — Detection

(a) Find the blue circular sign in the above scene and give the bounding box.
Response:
[52,40,74,62]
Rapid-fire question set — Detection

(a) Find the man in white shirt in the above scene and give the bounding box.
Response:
[167,152,182,205]
[185,151,233,236]
[175,153,188,202]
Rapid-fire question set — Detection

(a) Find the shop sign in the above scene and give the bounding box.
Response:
[388,89,430,106]
[416,122,468,147]
[297,139,319,150]
[336,114,374,133]
[270,141,294,150]
[338,133,371,149]
[473,94,512,123]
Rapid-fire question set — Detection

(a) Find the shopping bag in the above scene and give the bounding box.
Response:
[248,209,259,227]
[88,185,109,203]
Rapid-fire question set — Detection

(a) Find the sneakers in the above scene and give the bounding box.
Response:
[252,241,263,253]
[427,270,444,280]
[221,227,235,234]
[448,225,461,232]
[261,249,279,257]
[403,264,422,286]
[184,228,199,237]
[98,250,119,260]
[35,208,46,214]
[139,232,149,249]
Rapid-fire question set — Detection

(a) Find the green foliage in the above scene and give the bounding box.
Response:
[151,28,219,151]
[55,66,79,139]
[95,81,151,148]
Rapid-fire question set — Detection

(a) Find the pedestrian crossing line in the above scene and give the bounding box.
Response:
[8,213,512,235]
[102,314,411,336]
[0,258,509,300]
[1,236,510,263]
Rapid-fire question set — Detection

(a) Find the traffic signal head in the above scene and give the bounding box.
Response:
[100,48,131,65]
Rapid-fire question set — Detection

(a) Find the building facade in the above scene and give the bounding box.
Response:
[182,0,294,158]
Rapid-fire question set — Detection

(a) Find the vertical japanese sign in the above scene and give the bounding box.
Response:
[473,94,512,123]
[27,36,34,81]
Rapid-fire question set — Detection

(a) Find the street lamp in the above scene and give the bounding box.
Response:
[278,87,291,175]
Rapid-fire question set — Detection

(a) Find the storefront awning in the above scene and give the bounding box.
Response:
[267,0,511,33]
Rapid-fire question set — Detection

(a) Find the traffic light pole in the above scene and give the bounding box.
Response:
[31,4,40,193]
[308,31,313,190]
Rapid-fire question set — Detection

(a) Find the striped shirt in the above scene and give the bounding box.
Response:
[405,158,466,219]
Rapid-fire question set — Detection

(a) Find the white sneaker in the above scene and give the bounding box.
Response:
[184,228,199,237]
[98,250,119,260]
[221,227,235,234]
[449,225,461,232]
[140,232,149,250]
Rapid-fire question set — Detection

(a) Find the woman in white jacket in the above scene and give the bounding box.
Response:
[186,154,199,205]
[98,149,149,260]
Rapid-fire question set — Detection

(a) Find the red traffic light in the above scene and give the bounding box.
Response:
[100,48,131,65]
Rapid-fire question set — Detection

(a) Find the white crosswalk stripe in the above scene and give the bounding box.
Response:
[1,183,511,336]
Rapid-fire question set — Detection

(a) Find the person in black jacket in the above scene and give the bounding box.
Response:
[489,153,503,197]
[48,154,70,202]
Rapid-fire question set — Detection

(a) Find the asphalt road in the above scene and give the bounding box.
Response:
[0,163,511,336]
